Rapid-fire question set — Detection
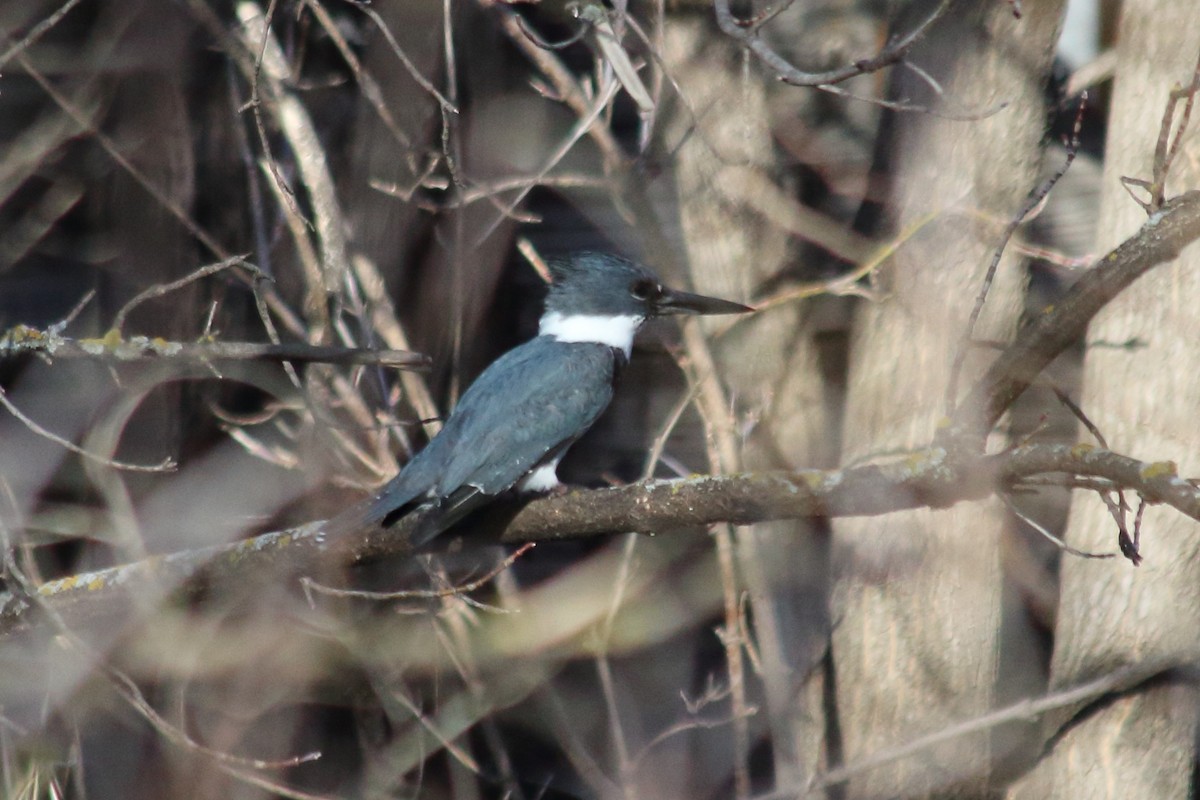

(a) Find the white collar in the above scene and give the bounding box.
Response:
[538,311,644,357]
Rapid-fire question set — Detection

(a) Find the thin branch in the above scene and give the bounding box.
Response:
[641,381,701,479]
[633,710,753,769]
[343,0,457,112]
[0,326,430,369]
[714,0,952,88]
[1052,386,1110,449]
[794,659,1184,796]
[488,0,627,167]
[516,237,553,283]
[514,12,588,50]
[574,3,654,112]
[894,60,1010,121]
[0,0,86,70]
[112,256,258,332]
[101,660,321,770]
[1121,49,1200,213]
[1002,495,1113,560]
[677,321,753,800]
[375,172,610,212]
[944,98,1084,414]
[474,78,621,245]
[948,190,1200,438]
[1099,490,1141,566]
[16,45,312,342]
[741,209,946,319]
[237,1,349,307]
[1067,48,1118,97]
[349,253,444,439]
[301,0,422,147]
[0,385,174,473]
[299,542,534,600]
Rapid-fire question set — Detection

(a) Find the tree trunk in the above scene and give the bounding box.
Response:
[831,2,1064,796]
[1007,3,1200,798]
[661,16,837,789]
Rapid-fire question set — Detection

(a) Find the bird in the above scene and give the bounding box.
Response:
[323,251,753,549]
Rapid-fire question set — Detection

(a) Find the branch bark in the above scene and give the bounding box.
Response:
[6,443,1199,639]
[951,189,1200,437]
[0,326,431,369]
[713,0,952,88]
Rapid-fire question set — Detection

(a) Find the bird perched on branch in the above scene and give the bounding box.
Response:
[324,251,753,548]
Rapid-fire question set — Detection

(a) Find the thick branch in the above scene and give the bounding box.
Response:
[6,443,1198,639]
[952,189,1200,435]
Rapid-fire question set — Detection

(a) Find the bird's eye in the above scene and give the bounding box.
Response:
[630,279,658,301]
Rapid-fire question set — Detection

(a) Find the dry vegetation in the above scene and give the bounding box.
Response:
[1,1,1200,798]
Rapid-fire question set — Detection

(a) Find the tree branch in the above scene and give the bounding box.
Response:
[950,189,1200,437]
[798,656,1187,796]
[713,0,952,88]
[0,325,430,369]
[6,443,1198,639]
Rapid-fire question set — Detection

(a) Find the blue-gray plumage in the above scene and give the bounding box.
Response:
[324,252,752,548]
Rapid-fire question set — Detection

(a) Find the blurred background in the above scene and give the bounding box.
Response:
[3,0,1199,798]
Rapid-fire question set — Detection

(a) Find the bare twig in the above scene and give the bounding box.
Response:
[238,0,310,244]
[1002,495,1113,560]
[474,78,621,244]
[1099,490,1141,566]
[944,96,1085,415]
[641,380,702,479]
[948,190,1200,437]
[376,172,610,212]
[237,1,350,304]
[714,0,952,88]
[0,385,174,473]
[390,682,482,774]
[516,237,553,283]
[796,659,1182,796]
[112,256,258,332]
[0,0,86,70]
[677,324,753,800]
[1120,50,1200,213]
[1067,48,1118,97]
[1051,387,1110,449]
[488,0,627,167]
[893,60,1010,121]
[344,0,457,112]
[514,12,588,50]
[101,661,321,770]
[745,210,944,317]
[299,542,534,600]
[349,253,444,440]
[573,2,654,112]
[16,47,311,342]
[301,0,422,147]
[715,166,878,265]
[632,709,754,769]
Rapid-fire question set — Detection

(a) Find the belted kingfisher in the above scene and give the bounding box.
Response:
[325,251,752,547]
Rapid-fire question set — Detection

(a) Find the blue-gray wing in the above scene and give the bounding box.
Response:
[332,337,617,538]
[431,337,616,494]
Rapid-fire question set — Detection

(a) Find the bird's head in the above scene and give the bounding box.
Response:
[539,252,753,355]
[545,251,752,318]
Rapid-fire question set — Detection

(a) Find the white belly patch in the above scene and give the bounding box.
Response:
[518,459,562,493]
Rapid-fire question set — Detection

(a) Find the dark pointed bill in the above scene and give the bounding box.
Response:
[654,287,755,316]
